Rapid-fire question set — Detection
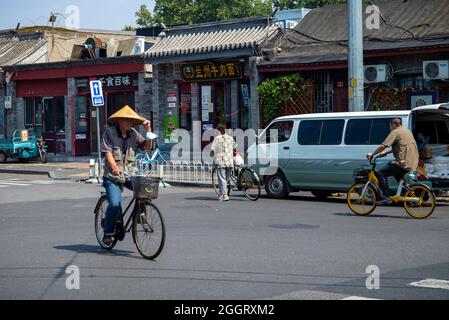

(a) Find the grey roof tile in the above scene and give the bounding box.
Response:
[145,17,278,58]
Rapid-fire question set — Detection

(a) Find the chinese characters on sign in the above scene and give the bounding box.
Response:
[98,75,132,87]
[77,75,137,90]
[182,61,242,82]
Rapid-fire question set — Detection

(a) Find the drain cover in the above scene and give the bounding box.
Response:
[269,223,320,230]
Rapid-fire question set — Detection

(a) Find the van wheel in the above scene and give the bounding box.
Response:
[311,191,333,200]
[265,172,289,199]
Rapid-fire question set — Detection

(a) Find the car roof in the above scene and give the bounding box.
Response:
[276,110,412,121]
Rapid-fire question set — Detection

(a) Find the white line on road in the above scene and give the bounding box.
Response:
[409,279,449,290]
[0,182,31,186]
[342,296,381,300]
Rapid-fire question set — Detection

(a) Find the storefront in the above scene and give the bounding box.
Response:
[3,56,151,156]
[145,17,279,152]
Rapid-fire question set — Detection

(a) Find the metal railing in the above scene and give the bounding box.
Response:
[146,161,214,185]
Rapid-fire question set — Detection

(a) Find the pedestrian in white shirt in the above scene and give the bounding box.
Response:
[210,124,237,201]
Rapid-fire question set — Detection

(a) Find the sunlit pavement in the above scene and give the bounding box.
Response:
[0,173,448,300]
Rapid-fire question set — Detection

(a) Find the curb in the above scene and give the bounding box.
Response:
[0,169,50,176]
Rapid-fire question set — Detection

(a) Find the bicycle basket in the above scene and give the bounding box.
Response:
[131,176,161,200]
[353,168,371,183]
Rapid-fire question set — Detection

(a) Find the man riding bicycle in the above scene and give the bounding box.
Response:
[101,105,155,246]
[367,118,419,205]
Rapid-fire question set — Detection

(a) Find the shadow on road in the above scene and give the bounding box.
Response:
[54,244,135,257]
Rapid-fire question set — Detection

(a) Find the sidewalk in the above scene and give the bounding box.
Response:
[0,161,90,180]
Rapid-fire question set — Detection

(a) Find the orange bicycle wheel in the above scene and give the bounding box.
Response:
[347,183,377,216]
[403,184,436,219]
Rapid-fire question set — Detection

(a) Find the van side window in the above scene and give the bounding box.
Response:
[298,120,321,145]
[345,118,393,145]
[370,119,393,145]
[298,120,345,145]
[345,119,371,145]
[321,120,345,145]
[260,121,294,144]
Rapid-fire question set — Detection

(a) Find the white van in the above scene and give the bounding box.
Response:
[251,104,449,199]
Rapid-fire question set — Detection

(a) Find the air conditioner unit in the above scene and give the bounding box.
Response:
[423,60,449,80]
[364,64,388,83]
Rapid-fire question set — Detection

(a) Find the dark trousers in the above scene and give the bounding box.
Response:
[378,162,408,198]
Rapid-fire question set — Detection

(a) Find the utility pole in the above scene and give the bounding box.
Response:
[348,0,365,112]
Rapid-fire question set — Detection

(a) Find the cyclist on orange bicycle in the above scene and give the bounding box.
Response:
[367,118,419,205]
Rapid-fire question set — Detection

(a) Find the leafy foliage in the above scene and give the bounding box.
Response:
[128,0,348,28]
[257,73,311,124]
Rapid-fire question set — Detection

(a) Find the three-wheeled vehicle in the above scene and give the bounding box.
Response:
[0,130,48,164]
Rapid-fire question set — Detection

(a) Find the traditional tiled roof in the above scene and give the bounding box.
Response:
[145,17,279,58]
[260,0,449,67]
[0,35,47,66]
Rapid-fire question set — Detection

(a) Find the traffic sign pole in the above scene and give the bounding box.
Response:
[96,106,102,178]
[90,80,105,180]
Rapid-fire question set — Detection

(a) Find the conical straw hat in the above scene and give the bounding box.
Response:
[108,105,145,126]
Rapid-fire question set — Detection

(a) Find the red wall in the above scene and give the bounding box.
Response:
[16,79,68,97]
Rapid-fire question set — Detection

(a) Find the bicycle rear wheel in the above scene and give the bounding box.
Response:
[132,201,165,260]
[347,183,377,216]
[94,196,118,250]
[404,184,436,219]
[240,168,261,201]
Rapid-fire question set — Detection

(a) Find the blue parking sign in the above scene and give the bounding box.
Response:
[90,80,104,107]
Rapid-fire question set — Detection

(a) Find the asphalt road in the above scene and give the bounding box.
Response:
[0,172,449,300]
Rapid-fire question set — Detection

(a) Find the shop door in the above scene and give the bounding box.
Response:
[74,96,90,156]
[43,97,65,154]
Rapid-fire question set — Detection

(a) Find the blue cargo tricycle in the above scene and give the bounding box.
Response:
[0,130,48,164]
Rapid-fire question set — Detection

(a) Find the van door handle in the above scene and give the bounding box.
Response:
[283,147,290,150]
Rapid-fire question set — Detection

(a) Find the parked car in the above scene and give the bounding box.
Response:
[249,104,449,199]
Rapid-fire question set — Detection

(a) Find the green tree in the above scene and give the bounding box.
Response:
[127,0,348,29]
[273,0,346,9]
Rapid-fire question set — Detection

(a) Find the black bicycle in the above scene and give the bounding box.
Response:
[94,175,165,260]
[212,165,261,201]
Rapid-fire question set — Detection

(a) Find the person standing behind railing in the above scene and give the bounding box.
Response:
[210,124,237,202]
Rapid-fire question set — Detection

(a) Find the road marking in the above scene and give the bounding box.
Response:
[0,182,31,186]
[342,296,381,300]
[409,279,449,290]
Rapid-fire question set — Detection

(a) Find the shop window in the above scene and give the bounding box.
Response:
[55,97,66,133]
[179,84,192,131]
[25,99,34,126]
[24,98,43,137]
[240,83,250,130]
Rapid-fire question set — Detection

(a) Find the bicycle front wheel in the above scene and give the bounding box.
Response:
[347,183,377,216]
[240,168,261,201]
[94,196,118,250]
[404,184,436,219]
[132,201,165,260]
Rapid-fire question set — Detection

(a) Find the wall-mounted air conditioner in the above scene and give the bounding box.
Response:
[364,64,388,83]
[423,60,449,80]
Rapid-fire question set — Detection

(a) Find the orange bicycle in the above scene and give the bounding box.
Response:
[347,155,436,219]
